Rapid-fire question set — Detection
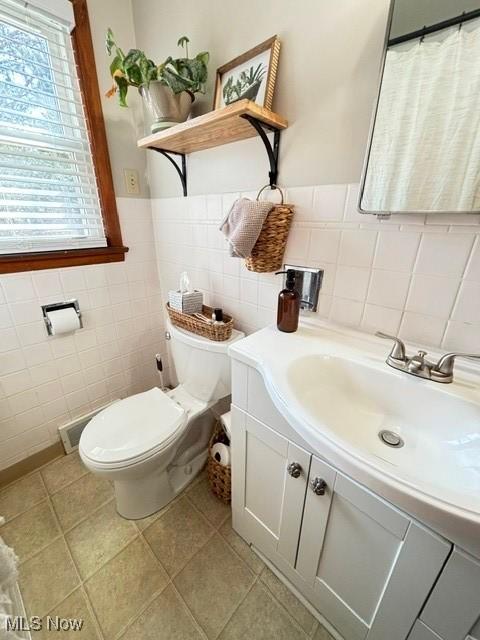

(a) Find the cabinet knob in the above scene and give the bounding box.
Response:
[287,462,302,478]
[310,477,327,495]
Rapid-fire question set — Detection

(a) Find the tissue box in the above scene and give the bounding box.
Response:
[168,290,203,314]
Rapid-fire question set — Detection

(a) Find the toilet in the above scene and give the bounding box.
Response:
[79,323,244,519]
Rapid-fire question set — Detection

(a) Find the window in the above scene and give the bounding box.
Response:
[0,0,126,273]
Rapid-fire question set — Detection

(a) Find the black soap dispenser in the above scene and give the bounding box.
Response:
[276,269,300,333]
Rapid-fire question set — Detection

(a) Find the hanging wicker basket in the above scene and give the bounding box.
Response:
[245,185,295,273]
[206,421,231,504]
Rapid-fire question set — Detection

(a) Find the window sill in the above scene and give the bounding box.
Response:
[0,246,129,274]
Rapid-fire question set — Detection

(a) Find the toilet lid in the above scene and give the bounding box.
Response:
[80,388,186,466]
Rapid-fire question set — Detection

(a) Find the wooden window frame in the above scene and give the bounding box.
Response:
[0,0,128,274]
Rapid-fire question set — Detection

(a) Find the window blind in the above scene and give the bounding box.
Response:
[0,0,107,254]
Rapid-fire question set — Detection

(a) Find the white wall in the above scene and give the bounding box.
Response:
[152,187,480,355]
[3,0,480,471]
[140,0,480,361]
[0,1,159,471]
[391,0,477,39]
[0,199,166,471]
[86,0,149,198]
[132,0,390,197]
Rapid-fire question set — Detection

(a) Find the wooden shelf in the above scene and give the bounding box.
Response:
[137,100,288,155]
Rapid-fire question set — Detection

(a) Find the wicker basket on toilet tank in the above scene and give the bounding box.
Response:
[166,304,234,341]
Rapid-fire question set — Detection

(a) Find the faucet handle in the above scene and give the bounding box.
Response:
[433,352,480,376]
[375,332,406,361]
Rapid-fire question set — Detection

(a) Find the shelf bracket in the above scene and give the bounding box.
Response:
[149,148,187,196]
[241,114,281,188]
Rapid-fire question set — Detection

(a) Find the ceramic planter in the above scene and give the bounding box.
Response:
[140,81,193,132]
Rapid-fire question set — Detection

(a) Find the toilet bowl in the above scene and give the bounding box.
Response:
[79,323,244,519]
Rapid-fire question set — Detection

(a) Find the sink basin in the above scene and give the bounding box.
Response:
[229,319,480,556]
[287,354,480,501]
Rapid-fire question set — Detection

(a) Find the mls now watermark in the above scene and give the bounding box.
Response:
[6,616,84,632]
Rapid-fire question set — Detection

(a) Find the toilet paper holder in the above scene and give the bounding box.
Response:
[41,299,83,336]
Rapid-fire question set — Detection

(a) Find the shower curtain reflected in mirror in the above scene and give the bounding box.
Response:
[362,18,480,213]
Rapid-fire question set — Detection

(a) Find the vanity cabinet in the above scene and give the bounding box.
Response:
[296,456,450,640]
[231,361,453,640]
[408,550,480,640]
[232,411,311,568]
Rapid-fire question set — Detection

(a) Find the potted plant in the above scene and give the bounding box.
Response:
[106,31,209,132]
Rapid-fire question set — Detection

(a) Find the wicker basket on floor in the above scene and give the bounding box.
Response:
[207,422,231,504]
[245,186,294,273]
[166,304,233,342]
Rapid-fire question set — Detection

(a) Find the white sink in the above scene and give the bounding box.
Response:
[288,354,480,503]
[229,319,480,555]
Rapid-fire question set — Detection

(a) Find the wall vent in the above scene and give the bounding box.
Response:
[58,400,118,454]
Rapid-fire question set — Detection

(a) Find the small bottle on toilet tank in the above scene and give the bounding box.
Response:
[212,308,225,325]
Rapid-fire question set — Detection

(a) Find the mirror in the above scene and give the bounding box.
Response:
[360,1,480,214]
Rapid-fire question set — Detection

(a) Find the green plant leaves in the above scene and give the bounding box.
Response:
[158,53,209,94]
[196,51,210,68]
[115,76,129,108]
[109,54,123,77]
[105,30,209,105]
[106,28,115,56]
[122,49,157,88]
[106,38,158,105]
[160,67,189,94]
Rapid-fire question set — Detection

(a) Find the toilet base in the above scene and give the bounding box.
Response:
[114,469,173,520]
[114,448,208,520]
[169,448,209,496]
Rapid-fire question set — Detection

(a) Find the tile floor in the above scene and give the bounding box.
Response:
[0,453,334,640]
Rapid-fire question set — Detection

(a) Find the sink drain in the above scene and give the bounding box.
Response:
[379,430,404,448]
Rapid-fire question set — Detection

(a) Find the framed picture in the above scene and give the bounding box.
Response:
[213,36,280,110]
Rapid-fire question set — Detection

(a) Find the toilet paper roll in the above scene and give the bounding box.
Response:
[47,307,81,335]
[211,442,231,467]
[220,411,232,439]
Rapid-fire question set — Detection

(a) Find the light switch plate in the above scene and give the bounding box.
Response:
[124,168,140,195]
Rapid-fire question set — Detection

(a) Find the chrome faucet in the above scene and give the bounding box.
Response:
[376,332,480,383]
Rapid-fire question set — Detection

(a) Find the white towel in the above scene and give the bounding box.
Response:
[0,536,22,640]
[219,198,273,258]
[0,538,18,589]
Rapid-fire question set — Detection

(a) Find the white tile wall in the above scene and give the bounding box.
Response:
[151,183,480,355]
[0,198,165,471]
[5,183,480,471]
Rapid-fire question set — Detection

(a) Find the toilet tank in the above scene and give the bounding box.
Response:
[168,323,244,402]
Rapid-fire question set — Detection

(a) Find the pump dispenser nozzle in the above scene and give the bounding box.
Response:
[276,269,296,290]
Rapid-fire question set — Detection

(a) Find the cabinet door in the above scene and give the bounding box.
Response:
[231,409,311,568]
[296,459,451,640]
[419,549,480,640]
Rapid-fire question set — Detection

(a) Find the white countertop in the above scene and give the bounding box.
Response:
[229,318,480,557]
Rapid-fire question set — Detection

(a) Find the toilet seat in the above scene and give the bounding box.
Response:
[80,388,187,469]
[79,323,245,519]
